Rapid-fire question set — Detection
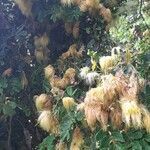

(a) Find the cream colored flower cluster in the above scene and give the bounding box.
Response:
[34,94,59,135]
[82,71,149,132]
[44,64,76,96]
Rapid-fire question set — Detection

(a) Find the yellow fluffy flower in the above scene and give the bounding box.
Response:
[143,113,150,133]
[120,99,142,128]
[62,97,76,110]
[99,56,115,73]
[44,65,55,80]
[99,47,120,73]
[70,127,84,150]
[78,1,88,12]
[35,94,53,111]
[38,110,59,135]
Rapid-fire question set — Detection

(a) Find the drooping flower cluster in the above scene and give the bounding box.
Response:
[34,94,59,135]
[60,44,83,60]
[64,22,80,39]
[50,68,76,90]
[14,0,33,17]
[34,33,50,64]
[34,33,49,49]
[70,127,84,150]
[44,64,76,96]
[82,70,150,132]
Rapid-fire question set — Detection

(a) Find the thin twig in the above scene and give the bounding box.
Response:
[7,116,12,150]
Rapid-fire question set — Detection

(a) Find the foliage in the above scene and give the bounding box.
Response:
[96,129,150,149]
[110,16,133,43]
[38,135,55,150]
[60,108,83,141]
[50,5,82,22]
[109,1,150,78]
[0,77,22,116]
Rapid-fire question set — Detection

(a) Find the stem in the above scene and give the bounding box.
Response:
[7,117,12,150]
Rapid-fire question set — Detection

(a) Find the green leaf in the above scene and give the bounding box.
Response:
[2,101,17,116]
[66,86,73,96]
[131,141,142,150]
[75,111,84,122]
[144,134,150,142]
[43,79,51,93]
[60,116,73,141]
[96,131,110,148]
[113,143,126,150]
[111,131,125,143]
[127,130,143,140]
[141,139,150,149]
[100,135,110,148]
[65,86,78,97]
[8,78,22,94]
[38,135,55,150]
[133,131,143,140]
[0,77,8,89]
